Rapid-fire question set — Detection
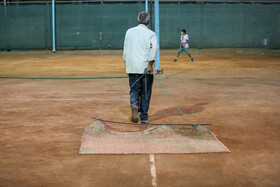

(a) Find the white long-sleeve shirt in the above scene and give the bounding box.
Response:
[123,24,158,74]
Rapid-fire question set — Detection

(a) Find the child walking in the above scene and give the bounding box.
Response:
[173,29,194,62]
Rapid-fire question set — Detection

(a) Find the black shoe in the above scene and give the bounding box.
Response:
[191,58,194,62]
[131,106,139,123]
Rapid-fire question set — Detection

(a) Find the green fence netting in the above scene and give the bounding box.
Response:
[0,3,279,50]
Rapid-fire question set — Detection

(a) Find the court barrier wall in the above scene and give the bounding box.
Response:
[0,3,279,50]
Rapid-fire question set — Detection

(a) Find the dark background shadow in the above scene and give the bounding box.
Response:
[150,103,208,122]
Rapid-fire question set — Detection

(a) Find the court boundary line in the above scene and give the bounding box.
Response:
[150,154,157,187]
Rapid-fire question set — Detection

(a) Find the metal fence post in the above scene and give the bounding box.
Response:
[155,0,161,71]
[52,0,56,52]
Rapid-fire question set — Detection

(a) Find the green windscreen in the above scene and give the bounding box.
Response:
[0,3,279,50]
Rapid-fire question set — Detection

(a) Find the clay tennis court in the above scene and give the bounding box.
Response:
[0,50,279,186]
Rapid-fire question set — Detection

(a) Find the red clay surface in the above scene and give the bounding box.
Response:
[0,52,280,186]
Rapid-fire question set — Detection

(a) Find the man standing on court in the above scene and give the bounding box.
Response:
[123,11,158,124]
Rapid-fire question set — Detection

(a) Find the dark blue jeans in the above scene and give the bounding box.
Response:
[129,74,154,121]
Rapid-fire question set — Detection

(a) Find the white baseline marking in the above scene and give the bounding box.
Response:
[150,154,157,187]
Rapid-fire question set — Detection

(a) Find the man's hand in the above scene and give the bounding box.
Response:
[147,61,154,74]
[147,64,154,74]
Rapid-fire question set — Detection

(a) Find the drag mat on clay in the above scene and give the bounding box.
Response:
[79,121,230,154]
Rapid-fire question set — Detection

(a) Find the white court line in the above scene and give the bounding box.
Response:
[149,154,157,187]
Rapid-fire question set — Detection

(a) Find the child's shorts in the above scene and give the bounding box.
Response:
[179,46,189,53]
